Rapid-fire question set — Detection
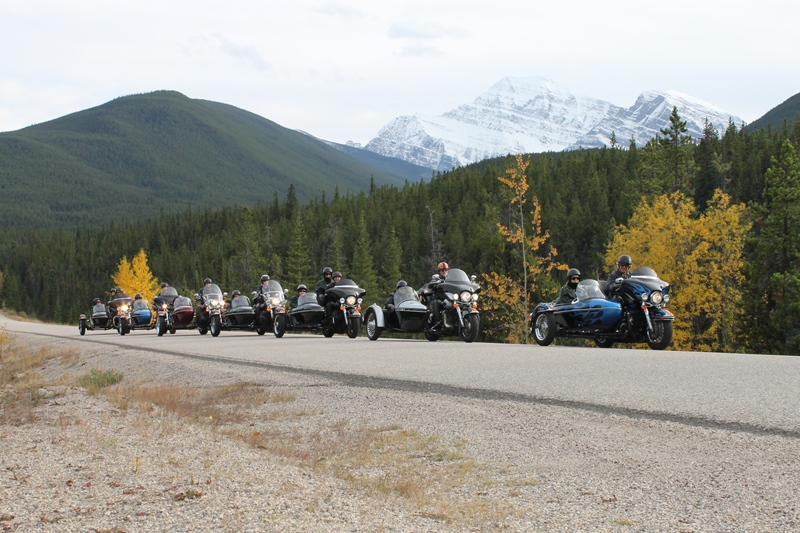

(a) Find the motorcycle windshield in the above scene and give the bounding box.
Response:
[174,296,192,307]
[92,303,106,314]
[202,284,223,304]
[575,280,607,301]
[445,269,470,283]
[133,300,149,310]
[394,286,417,305]
[264,280,283,293]
[297,293,319,306]
[231,296,251,309]
[630,266,659,279]
[160,287,179,297]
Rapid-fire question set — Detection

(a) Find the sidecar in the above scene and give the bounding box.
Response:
[530,280,622,346]
[364,285,428,340]
[221,295,257,331]
[78,303,114,335]
[284,293,327,333]
[130,299,153,331]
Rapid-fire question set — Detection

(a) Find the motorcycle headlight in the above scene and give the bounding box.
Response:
[120,305,129,312]
[651,291,663,305]
[161,303,168,309]
[345,295,356,305]
[460,291,472,302]
[270,297,281,306]
[357,298,363,304]
[641,293,649,302]
[471,293,479,302]
[210,299,219,307]
[451,292,459,301]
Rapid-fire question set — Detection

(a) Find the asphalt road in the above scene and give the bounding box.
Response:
[3,314,799,438]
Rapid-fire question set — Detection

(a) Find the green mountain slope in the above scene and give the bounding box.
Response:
[747,91,800,132]
[0,90,409,228]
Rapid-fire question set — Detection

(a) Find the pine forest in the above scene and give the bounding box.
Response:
[2,109,800,354]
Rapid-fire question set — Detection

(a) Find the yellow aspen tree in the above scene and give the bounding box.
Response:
[130,249,160,303]
[483,154,563,343]
[606,190,747,351]
[110,256,135,295]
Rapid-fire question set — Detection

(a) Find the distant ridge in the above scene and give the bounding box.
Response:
[0,91,409,228]
[746,91,800,132]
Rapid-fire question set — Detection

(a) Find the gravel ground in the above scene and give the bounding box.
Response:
[1,333,798,532]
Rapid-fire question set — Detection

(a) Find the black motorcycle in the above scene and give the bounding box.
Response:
[194,283,225,337]
[418,268,481,343]
[530,266,674,350]
[252,280,288,336]
[320,278,365,338]
[108,295,135,336]
[221,293,258,332]
[79,301,114,335]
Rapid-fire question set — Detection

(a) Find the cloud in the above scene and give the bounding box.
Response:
[213,34,269,71]
[313,2,365,19]
[388,22,470,40]
[399,45,444,58]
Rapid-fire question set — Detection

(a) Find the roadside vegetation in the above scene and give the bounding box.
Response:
[0,333,530,528]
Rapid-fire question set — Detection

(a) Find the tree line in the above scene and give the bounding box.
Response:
[1,108,799,353]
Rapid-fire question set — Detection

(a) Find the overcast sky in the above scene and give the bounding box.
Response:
[2,1,798,145]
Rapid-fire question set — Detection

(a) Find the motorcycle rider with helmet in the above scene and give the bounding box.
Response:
[557,268,581,305]
[316,267,333,303]
[289,284,308,309]
[323,271,344,318]
[606,255,632,296]
[428,262,450,328]
[385,280,408,312]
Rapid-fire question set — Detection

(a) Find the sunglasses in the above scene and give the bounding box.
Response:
[299,289,307,292]
[570,276,580,281]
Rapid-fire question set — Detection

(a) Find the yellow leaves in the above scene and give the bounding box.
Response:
[606,190,749,352]
[110,249,160,303]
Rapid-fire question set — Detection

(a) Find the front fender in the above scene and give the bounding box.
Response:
[367,303,385,328]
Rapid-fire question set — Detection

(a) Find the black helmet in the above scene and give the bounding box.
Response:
[115,288,123,294]
[332,271,342,278]
[135,293,142,300]
[93,298,101,304]
[396,280,408,289]
[204,278,212,285]
[297,284,308,292]
[567,268,581,281]
[161,282,169,289]
[232,290,241,297]
[261,274,270,282]
[617,255,632,267]
[322,267,332,276]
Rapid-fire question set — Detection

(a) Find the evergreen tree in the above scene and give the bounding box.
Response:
[658,106,696,195]
[284,210,311,289]
[736,139,800,354]
[377,228,403,295]
[349,214,379,301]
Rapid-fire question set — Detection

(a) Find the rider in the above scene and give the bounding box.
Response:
[429,262,449,327]
[227,290,242,310]
[198,278,214,298]
[289,284,308,309]
[385,280,408,312]
[606,255,632,296]
[315,267,333,303]
[255,274,272,296]
[324,272,344,318]
[557,268,581,305]
[159,282,171,295]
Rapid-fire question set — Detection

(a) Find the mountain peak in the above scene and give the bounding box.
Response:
[365,78,744,171]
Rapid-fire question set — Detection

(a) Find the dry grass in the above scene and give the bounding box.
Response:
[3,331,528,529]
[0,328,81,424]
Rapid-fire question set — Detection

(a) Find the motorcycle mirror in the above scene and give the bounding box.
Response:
[193,293,200,300]
[432,274,440,282]
[251,291,257,297]
[284,289,289,295]
[615,278,623,284]
[223,292,228,298]
[470,275,477,282]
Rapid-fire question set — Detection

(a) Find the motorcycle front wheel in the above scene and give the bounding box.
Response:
[210,315,221,337]
[78,319,87,336]
[646,320,673,350]
[156,315,166,337]
[532,313,556,346]
[273,314,286,338]
[459,313,479,343]
[347,316,362,339]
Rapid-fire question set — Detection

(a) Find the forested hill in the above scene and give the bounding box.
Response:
[0,91,411,228]
[747,91,800,132]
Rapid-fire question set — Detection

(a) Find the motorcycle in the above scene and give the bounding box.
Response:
[78,301,115,334]
[320,278,365,338]
[529,266,674,350]
[364,284,428,341]
[194,283,225,337]
[154,288,195,336]
[252,280,289,336]
[108,295,135,336]
[417,268,481,342]
[221,293,257,331]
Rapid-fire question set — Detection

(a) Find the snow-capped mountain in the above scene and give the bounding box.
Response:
[364,77,743,172]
